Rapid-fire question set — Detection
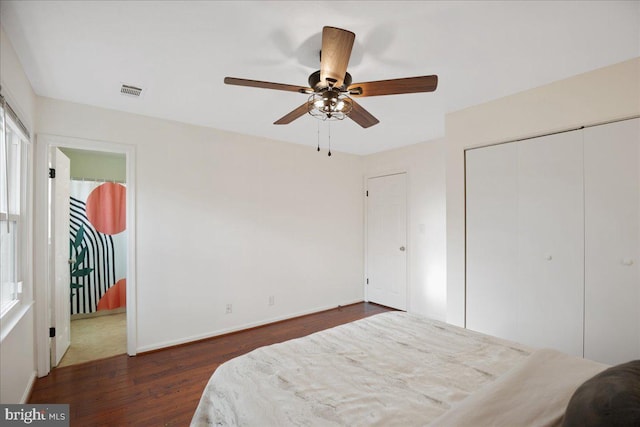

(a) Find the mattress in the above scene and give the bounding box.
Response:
[191,311,542,426]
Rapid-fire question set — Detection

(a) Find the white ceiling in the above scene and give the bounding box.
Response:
[2,1,639,155]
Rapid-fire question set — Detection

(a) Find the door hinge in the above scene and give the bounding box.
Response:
[49,327,56,338]
[366,190,368,197]
[49,168,56,179]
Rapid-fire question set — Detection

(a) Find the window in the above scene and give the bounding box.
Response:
[0,100,29,317]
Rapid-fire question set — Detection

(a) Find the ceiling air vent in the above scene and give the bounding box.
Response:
[120,84,143,97]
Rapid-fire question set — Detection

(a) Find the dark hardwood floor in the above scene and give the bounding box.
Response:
[29,302,394,426]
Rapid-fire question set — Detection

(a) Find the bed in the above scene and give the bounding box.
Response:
[191,311,618,426]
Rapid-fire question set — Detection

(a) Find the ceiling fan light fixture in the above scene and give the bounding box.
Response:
[307,90,353,121]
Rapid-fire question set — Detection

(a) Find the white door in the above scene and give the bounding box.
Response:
[466,143,519,340]
[583,118,639,364]
[366,173,407,310]
[466,131,584,357]
[50,148,71,367]
[516,131,584,357]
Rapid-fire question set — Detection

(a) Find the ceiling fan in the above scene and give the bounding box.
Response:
[224,26,438,129]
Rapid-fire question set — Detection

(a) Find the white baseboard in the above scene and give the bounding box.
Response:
[20,371,37,404]
[136,299,364,354]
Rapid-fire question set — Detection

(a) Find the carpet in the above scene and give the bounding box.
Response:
[58,312,127,367]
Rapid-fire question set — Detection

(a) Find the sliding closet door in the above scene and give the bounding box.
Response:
[583,118,640,364]
[467,131,584,356]
[466,143,518,340]
[516,132,584,357]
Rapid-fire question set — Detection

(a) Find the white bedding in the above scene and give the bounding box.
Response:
[431,348,608,427]
[191,312,534,426]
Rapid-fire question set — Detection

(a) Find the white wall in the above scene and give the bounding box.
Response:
[364,139,447,320]
[445,57,640,326]
[36,97,365,351]
[0,27,35,130]
[0,26,37,403]
[0,308,35,403]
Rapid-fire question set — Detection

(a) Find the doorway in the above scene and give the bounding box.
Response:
[34,134,136,376]
[57,148,128,367]
[365,173,408,310]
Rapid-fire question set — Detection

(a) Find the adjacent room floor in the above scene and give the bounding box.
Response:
[58,312,127,367]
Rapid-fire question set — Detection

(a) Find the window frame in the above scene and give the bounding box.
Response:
[0,102,31,323]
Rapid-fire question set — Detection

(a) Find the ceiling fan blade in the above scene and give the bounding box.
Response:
[348,99,379,128]
[348,75,438,97]
[320,27,355,89]
[274,103,309,125]
[224,77,312,94]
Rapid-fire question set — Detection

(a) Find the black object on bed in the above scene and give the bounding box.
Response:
[562,360,640,427]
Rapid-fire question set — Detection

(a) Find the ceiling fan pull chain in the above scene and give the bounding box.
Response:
[328,121,332,157]
[317,120,320,152]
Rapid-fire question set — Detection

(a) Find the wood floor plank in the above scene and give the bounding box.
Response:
[29,302,394,426]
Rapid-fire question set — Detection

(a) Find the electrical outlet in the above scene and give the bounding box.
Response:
[226,304,232,314]
[268,296,275,306]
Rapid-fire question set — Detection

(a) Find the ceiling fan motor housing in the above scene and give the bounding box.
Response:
[308,70,352,92]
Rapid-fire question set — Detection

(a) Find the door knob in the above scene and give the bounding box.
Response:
[399,246,405,252]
